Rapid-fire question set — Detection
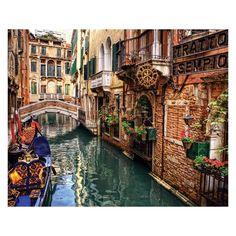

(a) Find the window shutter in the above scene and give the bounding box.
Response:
[80,47,84,72]
[84,64,88,80]
[87,60,91,78]
[85,36,89,53]
[112,42,120,72]
[112,44,117,72]
[93,57,96,75]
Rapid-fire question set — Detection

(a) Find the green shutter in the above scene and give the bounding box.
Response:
[71,30,78,53]
[187,141,210,160]
[80,47,84,72]
[112,42,120,72]
[93,57,96,74]
[70,58,77,75]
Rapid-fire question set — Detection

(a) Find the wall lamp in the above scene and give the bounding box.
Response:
[183,114,193,125]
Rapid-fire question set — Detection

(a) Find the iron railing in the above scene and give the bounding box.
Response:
[119,31,170,69]
[200,170,228,206]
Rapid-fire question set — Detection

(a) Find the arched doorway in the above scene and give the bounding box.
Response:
[135,95,153,127]
[132,95,155,166]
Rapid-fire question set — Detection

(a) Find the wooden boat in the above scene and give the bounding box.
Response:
[8,136,52,207]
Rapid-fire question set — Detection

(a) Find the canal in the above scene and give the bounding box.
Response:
[39,113,186,206]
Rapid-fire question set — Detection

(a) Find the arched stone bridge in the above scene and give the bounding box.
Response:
[19,100,80,122]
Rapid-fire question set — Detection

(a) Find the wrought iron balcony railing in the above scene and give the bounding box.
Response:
[119,31,170,69]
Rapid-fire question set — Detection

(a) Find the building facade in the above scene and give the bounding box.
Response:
[72,29,228,206]
[29,30,72,103]
[8,29,30,117]
[75,29,124,136]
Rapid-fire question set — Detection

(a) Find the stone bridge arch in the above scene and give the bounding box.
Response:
[19,100,80,122]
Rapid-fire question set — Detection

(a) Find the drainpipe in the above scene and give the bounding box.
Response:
[160,30,173,179]
[161,81,168,179]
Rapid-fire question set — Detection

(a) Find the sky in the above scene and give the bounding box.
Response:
[29,28,73,43]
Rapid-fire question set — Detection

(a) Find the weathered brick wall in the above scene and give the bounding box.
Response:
[152,78,228,205]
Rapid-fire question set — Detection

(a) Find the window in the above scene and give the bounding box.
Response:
[41,46,46,55]
[31,81,37,94]
[67,50,71,58]
[65,62,70,74]
[31,61,37,72]
[47,60,55,77]
[65,84,70,95]
[41,64,46,76]
[41,85,46,93]
[57,66,61,77]
[31,45,36,54]
[57,85,62,94]
[57,48,61,57]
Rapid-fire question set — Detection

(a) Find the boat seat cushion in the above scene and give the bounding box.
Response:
[9,160,47,190]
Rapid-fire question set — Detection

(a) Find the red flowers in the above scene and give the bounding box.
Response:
[194,155,228,176]
[180,130,193,143]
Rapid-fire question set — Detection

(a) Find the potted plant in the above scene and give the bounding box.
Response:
[193,155,228,177]
[134,125,147,141]
[122,120,135,135]
[180,130,193,149]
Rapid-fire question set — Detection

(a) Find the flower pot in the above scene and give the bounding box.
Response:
[182,141,192,149]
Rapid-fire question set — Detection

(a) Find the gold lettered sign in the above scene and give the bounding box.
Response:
[173,30,228,75]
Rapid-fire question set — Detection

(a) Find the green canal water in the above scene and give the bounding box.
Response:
[39,113,186,206]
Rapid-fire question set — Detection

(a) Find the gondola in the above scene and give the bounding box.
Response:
[8,135,52,207]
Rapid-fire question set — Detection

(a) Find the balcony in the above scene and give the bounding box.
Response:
[117,31,171,85]
[90,71,112,92]
[39,93,64,100]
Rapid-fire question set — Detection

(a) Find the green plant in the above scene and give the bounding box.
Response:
[122,121,134,135]
[193,155,228,177]
[180,131,193,143]
[207,90,228,126]
[134,125,147,136]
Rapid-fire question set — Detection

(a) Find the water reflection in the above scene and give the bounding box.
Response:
[40,113,186,206]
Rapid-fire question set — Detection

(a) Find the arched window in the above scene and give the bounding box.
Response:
[104,37,111,70]
[47,60,55,77]
[99,44,104,71]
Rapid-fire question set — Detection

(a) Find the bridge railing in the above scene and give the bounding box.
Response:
[19,100,80,122]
